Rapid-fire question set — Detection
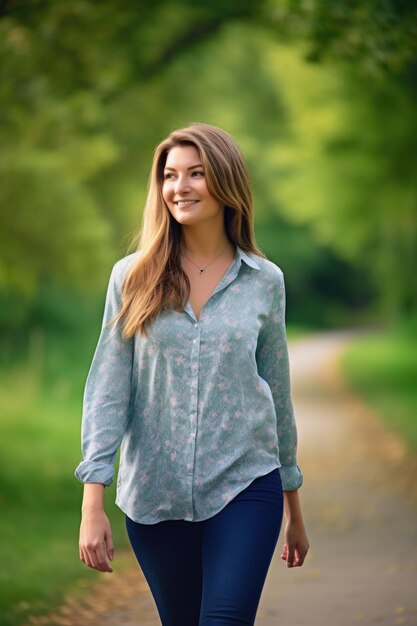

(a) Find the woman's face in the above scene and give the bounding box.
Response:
[162,145,224,226]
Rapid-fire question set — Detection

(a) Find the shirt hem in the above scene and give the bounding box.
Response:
[115,462,282,525]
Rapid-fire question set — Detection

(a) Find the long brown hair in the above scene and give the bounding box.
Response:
[113,122,266,338]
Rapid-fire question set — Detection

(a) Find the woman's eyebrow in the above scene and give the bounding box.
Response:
[164,163,203,171]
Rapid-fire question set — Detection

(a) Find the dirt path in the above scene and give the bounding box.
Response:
[27,329,417,626]
[257,329,417,626]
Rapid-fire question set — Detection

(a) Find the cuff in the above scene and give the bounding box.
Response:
[74,460,114,486]
[279,464,303,491]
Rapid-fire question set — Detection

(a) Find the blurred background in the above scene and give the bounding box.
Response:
[1,1,416,625]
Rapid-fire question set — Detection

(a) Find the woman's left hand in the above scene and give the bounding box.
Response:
[281,520,310,568]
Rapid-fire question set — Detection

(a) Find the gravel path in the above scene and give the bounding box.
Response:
[256,329,417,626]
[27,329,417,626]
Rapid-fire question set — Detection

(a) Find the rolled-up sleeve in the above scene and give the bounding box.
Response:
[74,259,134,486]
[255,267,303,491]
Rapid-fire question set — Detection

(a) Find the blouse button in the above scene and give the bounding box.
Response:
[194,322,199,328]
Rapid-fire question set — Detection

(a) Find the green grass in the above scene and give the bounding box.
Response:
[340,317,417,454]
[0,326,132,626]
[286,324,314,341]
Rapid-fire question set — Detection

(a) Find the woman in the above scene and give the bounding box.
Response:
[75,122,309,626]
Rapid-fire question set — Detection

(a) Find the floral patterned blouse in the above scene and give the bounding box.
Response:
[74,245,303,524]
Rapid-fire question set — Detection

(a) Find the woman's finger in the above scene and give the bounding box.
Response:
[105,529,114,561]
[81,546,93,569]
[293,545,309,567]
[286,544,296,567]
[85,544,102,570]
[95,543,113,572]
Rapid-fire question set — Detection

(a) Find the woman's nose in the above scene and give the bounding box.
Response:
[174,176,192,195]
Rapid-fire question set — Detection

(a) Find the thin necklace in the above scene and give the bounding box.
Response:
[182,244,228,275]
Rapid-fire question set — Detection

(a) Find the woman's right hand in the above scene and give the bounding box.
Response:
[79,509,115,573]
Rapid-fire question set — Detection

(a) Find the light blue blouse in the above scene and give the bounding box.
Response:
[74,245,303,524]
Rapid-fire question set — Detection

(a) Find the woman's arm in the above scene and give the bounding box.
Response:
[75,257,134,573]
[255,267,304,491]
[74,258,134,487]
[79,483,115,573]
[255,266,309,567]
[82,482,105,512]
[281,489,310,567]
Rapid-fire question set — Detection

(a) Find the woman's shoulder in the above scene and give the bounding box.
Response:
[112,250,142,276]
[107,251,142,293]
[250,252,285,282]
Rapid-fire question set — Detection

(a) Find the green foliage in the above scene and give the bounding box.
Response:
[258,40,417,318]
[0,152,111,289]
[0,327,130,626]
[261,0,417,79]
[341,316,417,452]
[0,0,416,331]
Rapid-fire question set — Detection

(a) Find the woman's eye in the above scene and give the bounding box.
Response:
[163,170,204,180]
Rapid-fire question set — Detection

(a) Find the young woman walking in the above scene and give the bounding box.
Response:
[75,122,309,626]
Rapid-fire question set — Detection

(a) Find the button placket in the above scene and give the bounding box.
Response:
[187,318,201,518]
[189,321,200,443]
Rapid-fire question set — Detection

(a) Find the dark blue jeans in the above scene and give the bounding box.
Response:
[125,467,284,626]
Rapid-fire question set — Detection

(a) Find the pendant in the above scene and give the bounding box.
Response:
[199,268,205,275]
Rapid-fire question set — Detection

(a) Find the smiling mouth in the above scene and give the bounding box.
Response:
[175,200,199,207]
